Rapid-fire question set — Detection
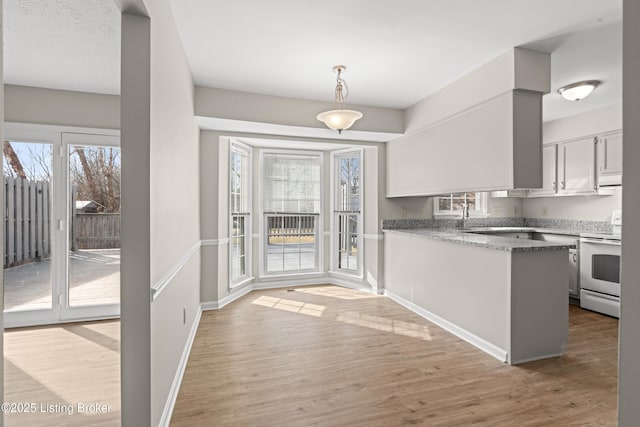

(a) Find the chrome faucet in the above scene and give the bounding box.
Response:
[462,202,470,219]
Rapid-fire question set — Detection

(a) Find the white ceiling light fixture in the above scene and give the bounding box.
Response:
[558,80,601,101]
[316,65,363,134]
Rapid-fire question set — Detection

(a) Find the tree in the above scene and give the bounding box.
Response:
[3,141,27,178]
[70,146,121,213]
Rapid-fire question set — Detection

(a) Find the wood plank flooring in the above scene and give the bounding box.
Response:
[171,285,619,427]
[3,320,120,426]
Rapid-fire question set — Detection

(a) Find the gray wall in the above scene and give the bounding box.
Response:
[4,84,119,129]
[145,0,201,424]
[195,86,404,134]
[619,1,640,424]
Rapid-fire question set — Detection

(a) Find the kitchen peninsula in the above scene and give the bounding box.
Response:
[383,227,573,364]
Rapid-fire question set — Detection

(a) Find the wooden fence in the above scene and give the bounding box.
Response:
[72,213,121,250]
[4,177,51,268]
[4,177,121,268]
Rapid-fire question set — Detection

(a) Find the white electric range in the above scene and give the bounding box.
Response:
[579,210,622,318]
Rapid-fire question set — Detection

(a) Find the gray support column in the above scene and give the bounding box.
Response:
[120,12,151,427]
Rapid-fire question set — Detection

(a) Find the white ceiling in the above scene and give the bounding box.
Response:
[3,0,623,123]
[4,0,121,95]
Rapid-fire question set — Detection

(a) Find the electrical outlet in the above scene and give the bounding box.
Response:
[513,206,518,216]
[542,207,548,217]
[401,207,407,218]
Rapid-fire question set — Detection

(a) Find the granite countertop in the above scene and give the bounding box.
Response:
[382,228,576,252]
[463,226,584,236]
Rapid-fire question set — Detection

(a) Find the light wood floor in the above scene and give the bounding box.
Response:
[171,285,619,427]
[3,320,120,426]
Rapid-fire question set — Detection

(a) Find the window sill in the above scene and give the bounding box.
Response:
[259,271,324,280]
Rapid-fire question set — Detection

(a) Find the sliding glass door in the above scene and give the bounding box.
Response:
[62,133,120,320]
[3,129,120,327]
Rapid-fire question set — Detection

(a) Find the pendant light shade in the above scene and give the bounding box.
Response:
[558,80,601,101]
[316,109,363,132]
[317,65,363,133]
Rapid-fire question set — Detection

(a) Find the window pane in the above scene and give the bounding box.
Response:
[265,214,317,273]
[263,154,321,213]
[336,154,360,212]
[438,197,451,211]
[3,141,54,312]
[333,152,361,273]
[230,147,249,213]
[436,192,486,214]
[230,143,251,284]
[231,215,247,281]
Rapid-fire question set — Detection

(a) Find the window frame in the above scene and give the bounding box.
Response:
[433,192,488,218]
[229,140,253,288]
[259,149,323,278]
[330,148,364,278]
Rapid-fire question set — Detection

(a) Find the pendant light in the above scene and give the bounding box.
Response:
[316,65,363,133]
[558,80,601,101]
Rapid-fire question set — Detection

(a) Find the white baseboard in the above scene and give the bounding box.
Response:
[384,290,508,364]
[158,305,203,427]
[217,285,253,309]
[510,352,563,365]
[328,276,377,294]
[204,276,377,311]
[200,301,219,311]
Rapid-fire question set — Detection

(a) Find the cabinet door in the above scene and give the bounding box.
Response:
[528,144,557,197]
[558,138,596,195]
[598,132,623,184]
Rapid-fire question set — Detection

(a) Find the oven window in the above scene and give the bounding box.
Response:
[592,254,621,284]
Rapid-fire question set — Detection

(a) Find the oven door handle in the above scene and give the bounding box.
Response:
[581,237,621,246]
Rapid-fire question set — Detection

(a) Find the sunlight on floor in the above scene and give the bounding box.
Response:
[336,310,433,341]
[252,295,325,317]
[3,321,120,426]
[294,286,378,300]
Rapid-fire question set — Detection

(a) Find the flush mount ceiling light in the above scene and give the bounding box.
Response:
[558,80,601,101]
[316,65,363,134]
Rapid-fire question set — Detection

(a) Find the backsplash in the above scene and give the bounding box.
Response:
[383,217,612,233]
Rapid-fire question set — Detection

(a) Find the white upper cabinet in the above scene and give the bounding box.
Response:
[528,138,597,198]
[558,137,597,195]
[597,131,623,186]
